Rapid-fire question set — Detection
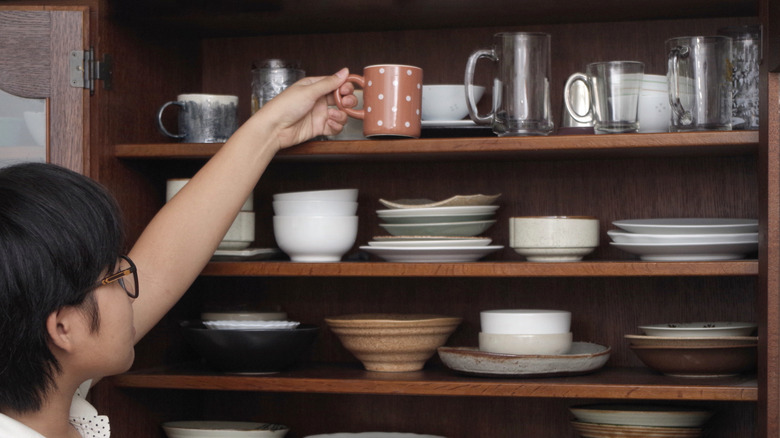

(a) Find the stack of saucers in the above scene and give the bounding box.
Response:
[569,404,712,438]
[626,321,758,377]
[608,218,758,261]
[361,194,503,262]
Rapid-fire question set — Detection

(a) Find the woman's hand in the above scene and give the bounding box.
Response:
[252,68,356,151]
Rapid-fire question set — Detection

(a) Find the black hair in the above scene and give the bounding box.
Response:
[0,162,124,413]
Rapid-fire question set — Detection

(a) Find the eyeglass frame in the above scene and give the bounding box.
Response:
[99,255,139,299]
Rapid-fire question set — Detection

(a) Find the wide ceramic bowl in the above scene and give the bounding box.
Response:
[272,188,358,202]
[479,331,572,355]
[638,322,757,337]
[273,215,358,262]
[162,421,289,438]
[509,216,599,262]
[421,84,485,121]
[480,309,571,335]
[201,311,288,322]
[571,421,703,438]
[569,403,713,428]
[180,321,318,373]
[272,200,358,216]
[325,313,462,372]
[629,344,757,377]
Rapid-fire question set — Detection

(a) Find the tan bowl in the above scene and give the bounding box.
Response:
[325,313,462,372]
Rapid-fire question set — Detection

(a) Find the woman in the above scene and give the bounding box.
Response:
[0,69,355,438]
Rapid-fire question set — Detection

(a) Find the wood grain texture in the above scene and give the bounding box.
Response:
[0,10,50,98]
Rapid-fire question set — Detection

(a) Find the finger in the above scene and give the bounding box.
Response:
[304,68,349,98]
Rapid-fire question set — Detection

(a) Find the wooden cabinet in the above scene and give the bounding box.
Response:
[7,0,778,436]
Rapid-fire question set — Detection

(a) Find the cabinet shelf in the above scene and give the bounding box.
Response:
[110,363,757,402]
[201,260,758,278]
[116,131,758,161]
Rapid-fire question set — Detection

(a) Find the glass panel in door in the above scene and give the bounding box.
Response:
[0,88,46,168]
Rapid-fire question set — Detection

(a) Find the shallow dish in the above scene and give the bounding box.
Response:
[625,334,758,347]
[638,322,757,337]
[360,245,502,263]
[629,344,757,377]
[571,421,703,438]
[607,230,758,244]
[201,311,287,322]
[611,218,758,235]
[202,320,300,330]
[305,433,446,438]
[180,321,318,373]
[379,220,496,237]
[376,205,499,217]
[162,421,289,438]
[379,194,501,209]
[569,404,713,428]
[610,241,758,261]
[379,212,496,224]
[437,342,610,377]
[272,188,358,202]
[367,238,492,248]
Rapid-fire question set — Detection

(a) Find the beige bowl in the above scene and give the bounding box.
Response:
[325,313,462,372]
[479,332,573,355]
[509,216,599,262]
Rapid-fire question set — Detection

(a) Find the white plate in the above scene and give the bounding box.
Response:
[379,212,497,224]
[212,248,281,259]
[379,220,496,237]
[360,245,503,262]
[367,238,492,248]
[610,241,758,261]
[202,320,300,330]
[569,404,713,428]
[437,342,610,377]
[379,194,501,209]
[421,119,477,127]
[377,205,499,217]
[162,421,289,438]
[305,433,446,438]
[612,218,758,234]
[638,322,757,337]
[608,230,758,245]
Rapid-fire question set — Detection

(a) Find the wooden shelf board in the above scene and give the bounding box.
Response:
[115,131,758,161]
[200,260,758,278]
[110,364,757,401]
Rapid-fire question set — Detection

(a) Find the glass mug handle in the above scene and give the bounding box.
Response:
[333,74,366,120]
[156,101,186,139]
[464,48,496,124]
[563,73,593,124]
[668,45,693,126]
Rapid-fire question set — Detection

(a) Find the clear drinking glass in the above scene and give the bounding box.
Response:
[718,25,761,130]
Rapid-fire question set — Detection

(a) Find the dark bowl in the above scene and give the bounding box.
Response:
[629,344,757,377]
[180,321,319,373]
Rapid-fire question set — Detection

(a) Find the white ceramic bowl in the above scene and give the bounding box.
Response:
[272,188,358,202]
[480,309,571,335]
[273,215,358,262]
[479,331,573,355]
[167,178,253,211]
[272,200,358,216]
[162,421,289,438]
[422,85,485,121]
[509,216,599,262]
[217,211,255,250]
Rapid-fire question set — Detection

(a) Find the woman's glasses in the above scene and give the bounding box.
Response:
[99,255,138,299]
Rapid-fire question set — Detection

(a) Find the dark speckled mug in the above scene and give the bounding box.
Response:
[157,94,238,143]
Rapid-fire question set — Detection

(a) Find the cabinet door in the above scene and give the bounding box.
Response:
[0,7,88,173]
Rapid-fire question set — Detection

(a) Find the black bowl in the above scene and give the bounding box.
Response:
[180,321,319,373]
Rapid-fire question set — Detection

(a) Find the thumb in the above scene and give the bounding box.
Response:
[305,68,349,97]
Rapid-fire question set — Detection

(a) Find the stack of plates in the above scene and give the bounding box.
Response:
[363,195,502,262]
[627,322,758,377]
[569,403,712,438]
[608,218,758,261]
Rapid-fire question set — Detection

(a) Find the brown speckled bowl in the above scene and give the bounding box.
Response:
[629,344,757,377]
[325,314,462,372]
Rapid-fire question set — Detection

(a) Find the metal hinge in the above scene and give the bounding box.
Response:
[69,48,113,95]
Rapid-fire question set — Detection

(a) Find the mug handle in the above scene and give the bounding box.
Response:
[333,74,366,120]
[464,48,495,124]
[563,73,593,124]
[668,45,693,126]
[156,101,186,139]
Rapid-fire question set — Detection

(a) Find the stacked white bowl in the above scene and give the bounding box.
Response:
[272,189,359,262]
[479,309,573,355]
[166,178,254,251]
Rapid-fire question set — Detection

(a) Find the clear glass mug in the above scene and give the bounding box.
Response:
[465,32,553,136]
[564,61,644,134]
[666,36,733,131]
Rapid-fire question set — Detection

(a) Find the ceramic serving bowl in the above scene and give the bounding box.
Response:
[325,313,462,372]
[272,188,359,202]
[162,421,289,438]
[625,334,758,348]
[570,421,703,438]
[629,344,757,377]
[421,84,485,121]
[179,321,318,373]
[273,215,358,262]
[201,311,288,321]
[638,322,757,337]
[569,404,713,428]
[272,200,358,216]
[480,309,571,335]
[509,216,599,262]
[479,331,572,355]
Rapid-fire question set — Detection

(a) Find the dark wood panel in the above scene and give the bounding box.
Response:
[0,9,50,98]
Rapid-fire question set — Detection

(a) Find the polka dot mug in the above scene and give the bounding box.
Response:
[334,64,423,138]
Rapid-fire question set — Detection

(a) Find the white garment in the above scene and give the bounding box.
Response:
[0,381,110,438]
